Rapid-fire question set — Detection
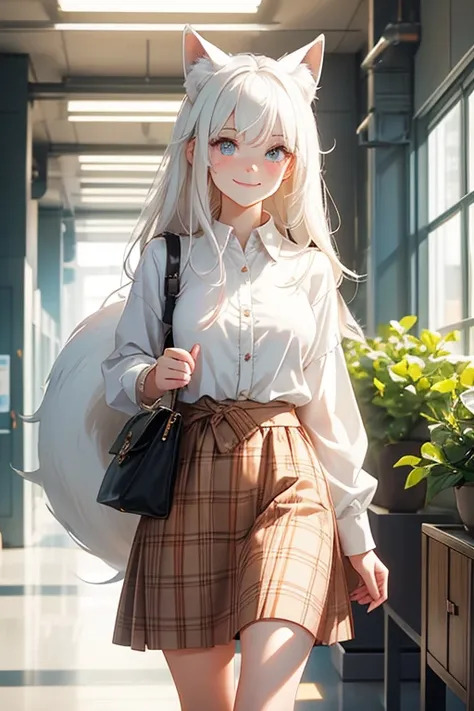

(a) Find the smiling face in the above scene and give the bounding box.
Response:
[207,114,294,208]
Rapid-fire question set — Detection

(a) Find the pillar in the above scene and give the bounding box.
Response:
[61,217,78,344]
[363,0,420,333]
[0,54,37,547]
[38,208,63,325]
[330,0,421,681]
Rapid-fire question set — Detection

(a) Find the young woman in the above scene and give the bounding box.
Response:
[23,25,388,711]
[98,26,388,711]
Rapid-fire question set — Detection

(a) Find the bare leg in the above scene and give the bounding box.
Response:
[164,641,236,711]
[234,620,314,711]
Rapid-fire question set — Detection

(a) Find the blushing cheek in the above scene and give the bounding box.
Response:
[210,149,234,174]
[264,161,287,181]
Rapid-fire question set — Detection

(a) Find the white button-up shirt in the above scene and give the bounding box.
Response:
[102,216,377,556]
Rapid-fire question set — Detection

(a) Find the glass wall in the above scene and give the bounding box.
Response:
[419,71,474,353]
[75,240,140,322]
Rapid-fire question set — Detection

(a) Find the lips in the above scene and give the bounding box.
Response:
[233,179,261,187]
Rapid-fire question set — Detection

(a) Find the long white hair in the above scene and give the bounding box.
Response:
[124,27,362,337]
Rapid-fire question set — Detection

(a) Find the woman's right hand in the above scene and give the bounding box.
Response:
[144,344,200,399]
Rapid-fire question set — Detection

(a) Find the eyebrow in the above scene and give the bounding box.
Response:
[219,128,285,139]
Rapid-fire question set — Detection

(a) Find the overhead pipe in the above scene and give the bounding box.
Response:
[357,21,420,147]
[360,21,421,72]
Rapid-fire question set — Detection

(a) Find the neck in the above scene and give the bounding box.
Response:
[218,197,264,249]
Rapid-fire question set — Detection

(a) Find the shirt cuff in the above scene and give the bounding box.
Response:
[119,362,153,406]
[337,511,376,556]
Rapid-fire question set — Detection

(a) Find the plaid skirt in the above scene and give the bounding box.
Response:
[112,396,357,651]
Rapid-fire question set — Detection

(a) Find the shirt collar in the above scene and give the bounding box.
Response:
[212,212,283,262]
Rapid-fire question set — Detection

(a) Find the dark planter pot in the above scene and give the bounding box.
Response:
[455,483,474,536]
[372,441,427,513]
[363,448,379,479]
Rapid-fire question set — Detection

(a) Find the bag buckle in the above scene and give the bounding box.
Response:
[117,431,133,464]
[165,274,179,297]
[162,412,178,441]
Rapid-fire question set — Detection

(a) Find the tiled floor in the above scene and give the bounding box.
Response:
[0,513,465,710]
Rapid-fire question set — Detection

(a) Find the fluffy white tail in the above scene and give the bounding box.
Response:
[18,301,139,576]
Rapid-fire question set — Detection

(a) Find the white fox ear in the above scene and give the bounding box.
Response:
[183,25,230,77]
[278,34,325,84]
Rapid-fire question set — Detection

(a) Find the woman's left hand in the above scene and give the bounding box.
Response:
[348,550,389,612]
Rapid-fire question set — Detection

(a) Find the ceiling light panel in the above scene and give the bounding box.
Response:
[54,23,273,32]
[58,1,261,12]
[80,196,146,204]
[80,188,149,195]
[80,177,153,185]
[69,115,176,123]
[78,155,162,163]
[80,164,160,172]
[68,100,183,113]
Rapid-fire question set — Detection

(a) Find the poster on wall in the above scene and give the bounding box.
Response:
[0,355,11,413]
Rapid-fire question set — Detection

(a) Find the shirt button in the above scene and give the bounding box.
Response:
[241,266,248,273]
[244,353,252,361]
[243,309,251,317]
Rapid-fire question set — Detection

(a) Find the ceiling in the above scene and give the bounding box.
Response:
[0,0,368,220]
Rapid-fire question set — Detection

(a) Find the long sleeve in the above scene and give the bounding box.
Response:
[297,258,378,556]
[101,238,167,416]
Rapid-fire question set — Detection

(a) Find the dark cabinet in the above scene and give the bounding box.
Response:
[421,525,474,711]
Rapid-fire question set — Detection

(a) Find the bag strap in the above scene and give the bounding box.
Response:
[162,232,181,350]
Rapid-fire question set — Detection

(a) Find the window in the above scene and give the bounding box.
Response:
[75,241,140,321]
[470,91,474,192]
[428,212,462,330]
[419,74,474,352]
[76,241,140,270]
[428,103,462,222]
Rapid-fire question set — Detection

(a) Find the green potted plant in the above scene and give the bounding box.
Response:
[344,315,465,512]
[399,386,474,535]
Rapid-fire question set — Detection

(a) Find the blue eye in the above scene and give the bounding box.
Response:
[265,147,286,162]
[219,141,236,156]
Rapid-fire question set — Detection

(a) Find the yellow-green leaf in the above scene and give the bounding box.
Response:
[420,330,441,350]
[394,455,422,468]
[405,467,428,488]
[420,442,444,463]
[460,367,474,388]
[444,330,460,343]
[374,377,385,394]
[417,377,431,391]
[431,378,457,393]
[391,360,408,377]
[399,315,417,332]
[408,362,423,381]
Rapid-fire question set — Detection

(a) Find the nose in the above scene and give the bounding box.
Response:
[245,164,258,173]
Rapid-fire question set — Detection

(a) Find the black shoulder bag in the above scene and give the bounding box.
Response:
[96,232,182,519]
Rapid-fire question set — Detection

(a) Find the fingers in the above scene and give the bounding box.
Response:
[367,564,389,613]
[190,343,201,362]
[380,563,389,602]
[360,568,379,603]
[155,345,201,391]
[163,346,199,372]
[160,378,189,390]
[348,553,389,613]
[350,584,383,609]
[354,594,374,606]
[159,356,192,376]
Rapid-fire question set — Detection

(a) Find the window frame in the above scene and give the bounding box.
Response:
[414,65,474,349]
